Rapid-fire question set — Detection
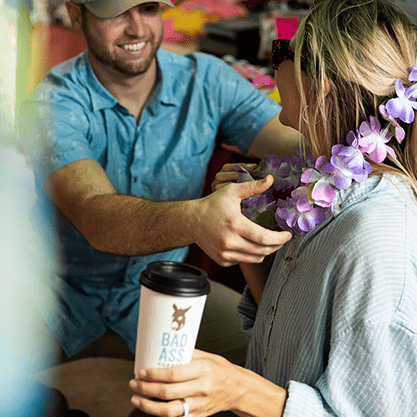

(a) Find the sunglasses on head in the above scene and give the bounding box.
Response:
[272,39,307,72]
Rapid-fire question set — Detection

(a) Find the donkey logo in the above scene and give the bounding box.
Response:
[171,304,191,331]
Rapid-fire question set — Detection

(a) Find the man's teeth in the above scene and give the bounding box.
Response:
[123,42,146,51]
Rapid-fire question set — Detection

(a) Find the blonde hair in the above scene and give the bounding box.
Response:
[294,0,417,189]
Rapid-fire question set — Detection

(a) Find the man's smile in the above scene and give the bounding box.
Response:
[121,41,147,53]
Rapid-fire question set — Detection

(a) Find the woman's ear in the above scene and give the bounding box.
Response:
[65,1,83,32]
[324,73,331,97]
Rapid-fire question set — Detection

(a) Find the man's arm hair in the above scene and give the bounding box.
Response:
[44,158,196,255]
[44,158,291,264]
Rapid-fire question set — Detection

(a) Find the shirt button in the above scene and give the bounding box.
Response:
[270,306,274,314]
[133,177,138,183]
[284,256,294,265]
[263,358,267,367]
[334,203,342,210]
[132,260,137,266]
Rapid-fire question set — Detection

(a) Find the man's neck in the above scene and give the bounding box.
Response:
[88,52,158,122]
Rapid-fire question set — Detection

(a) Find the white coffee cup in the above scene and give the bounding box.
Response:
[134,261,210,378]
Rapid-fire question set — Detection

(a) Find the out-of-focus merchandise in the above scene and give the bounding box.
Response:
[199,1,310,65]
[200,1,312,94]
[162,0,248,43]
[222,55,276,94]
[199,17,262,64]
[257,0,309,62]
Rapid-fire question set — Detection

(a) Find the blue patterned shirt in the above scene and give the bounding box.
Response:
[238,174,417,416]
[21,49,280,356]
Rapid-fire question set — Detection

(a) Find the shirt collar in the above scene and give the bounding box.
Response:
[332,175,383,215]
[154,49,181,107]
[287,173,411,259]
[293,175,387,255]
[81,52,119,112]
[81,49,180,113]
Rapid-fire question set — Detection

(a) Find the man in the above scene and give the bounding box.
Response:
[19,0,296,364]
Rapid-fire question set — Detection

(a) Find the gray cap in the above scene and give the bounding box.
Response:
[72,0,174,19]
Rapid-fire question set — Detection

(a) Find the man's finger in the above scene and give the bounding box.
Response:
[235,175,275,201]
[236,217,292,247]
[219,163,257,173]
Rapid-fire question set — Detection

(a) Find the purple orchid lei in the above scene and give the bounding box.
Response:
[236,67,417,236]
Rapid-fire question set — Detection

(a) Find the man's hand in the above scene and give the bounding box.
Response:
[191,175,292,267]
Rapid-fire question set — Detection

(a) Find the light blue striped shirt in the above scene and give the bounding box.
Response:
[238,174,417,416]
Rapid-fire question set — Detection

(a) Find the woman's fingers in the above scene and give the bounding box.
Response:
[131,396,187,417]
[130,353,238,416]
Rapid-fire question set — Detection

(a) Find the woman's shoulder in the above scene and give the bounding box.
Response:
[315,174,417,334]
[329,174,417,245]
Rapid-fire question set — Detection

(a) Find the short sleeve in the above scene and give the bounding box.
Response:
[19,87,95,185]
[197,53,281,154]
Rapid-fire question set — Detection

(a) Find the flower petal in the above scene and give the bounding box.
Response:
[333,170,352,189]
[385,97,407,119]
[409,66,417,82]
[368,144,387,163]
[369,116,381,133]
[311,180,336,207]
[395,79,405,98]
[359,121,372,136]
[297,211,317,232]
[300,168,320,184]
[386,145,396,159]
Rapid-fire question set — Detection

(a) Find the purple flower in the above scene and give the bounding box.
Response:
[346,130,361,147]
[407,67,417,99]
[409,66,417,82]
[241,189,276,220]
[258,153,306,191]
[301,155,337,207]
[276,187,330,236]
[257,154,283,175]
[295,147,315,168]
[385,79,417,124]
[379,104,405,142]
[275,198,299,234]
[241,204,261,222]
[235,164,272,213]
[257,153,293,191]
[358,116,396,163]
[235,164,255,183]
[330,143,371,187]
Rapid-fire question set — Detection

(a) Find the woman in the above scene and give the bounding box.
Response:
[129,0,417,415]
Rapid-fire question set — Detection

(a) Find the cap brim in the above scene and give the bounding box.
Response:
[85,0,174,19]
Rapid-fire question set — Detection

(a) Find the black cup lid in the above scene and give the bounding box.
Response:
[139,261,211,297]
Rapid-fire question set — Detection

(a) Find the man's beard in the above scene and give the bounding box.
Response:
[82,19,162,77]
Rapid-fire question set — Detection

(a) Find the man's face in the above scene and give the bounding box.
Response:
[81,2,163,77]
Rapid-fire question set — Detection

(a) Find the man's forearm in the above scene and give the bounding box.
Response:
[79,193,199,256]
[45,159,291,264]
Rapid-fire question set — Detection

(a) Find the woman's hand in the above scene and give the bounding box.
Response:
[129,349,242,417]
[211,162,258,192]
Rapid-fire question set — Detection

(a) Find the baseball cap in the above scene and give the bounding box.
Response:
[72,0,175,19]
